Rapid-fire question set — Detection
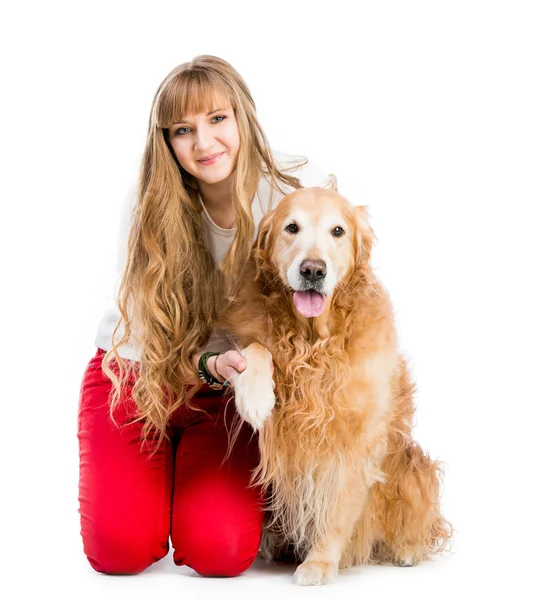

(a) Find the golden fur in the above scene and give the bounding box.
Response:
[220,188,452,584]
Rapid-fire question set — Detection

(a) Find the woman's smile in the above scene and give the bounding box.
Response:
[198,152,225,165]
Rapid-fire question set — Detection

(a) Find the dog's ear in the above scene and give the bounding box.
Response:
[354,205,376,266]
[254,209,275,273]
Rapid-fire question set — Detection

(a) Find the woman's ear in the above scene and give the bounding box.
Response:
[354,205,376,266]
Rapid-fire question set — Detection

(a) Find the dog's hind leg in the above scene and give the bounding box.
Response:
[260,526,304,565]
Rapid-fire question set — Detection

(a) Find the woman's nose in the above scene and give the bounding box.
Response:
[195,124,213,149]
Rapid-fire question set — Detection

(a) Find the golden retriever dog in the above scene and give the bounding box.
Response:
[219,187,452,585]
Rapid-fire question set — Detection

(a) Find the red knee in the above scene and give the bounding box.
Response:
[171,492,264,576]
[173,522,260,577]
[83,523,169,575]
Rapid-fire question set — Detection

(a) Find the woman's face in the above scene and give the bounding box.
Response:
[167,105,240,185]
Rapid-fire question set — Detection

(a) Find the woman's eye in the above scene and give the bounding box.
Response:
[176,127,191,135]
[286,223,299,234]
[212,115,226,123]
[332,226,345,237]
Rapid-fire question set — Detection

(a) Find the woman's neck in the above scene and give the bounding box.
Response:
[198,175,236,229]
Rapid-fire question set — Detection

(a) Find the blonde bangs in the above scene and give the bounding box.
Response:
[155,70,235,129]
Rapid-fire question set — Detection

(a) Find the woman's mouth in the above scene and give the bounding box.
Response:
[197,152,224,166]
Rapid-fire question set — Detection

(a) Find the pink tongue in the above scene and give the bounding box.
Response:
[292,291,327,317]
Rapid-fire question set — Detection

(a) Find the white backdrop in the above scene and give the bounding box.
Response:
[2,1,556,598]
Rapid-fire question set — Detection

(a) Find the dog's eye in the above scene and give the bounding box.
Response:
[332,226,345,237]
[285,223,299,234]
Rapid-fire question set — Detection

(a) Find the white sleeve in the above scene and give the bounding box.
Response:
[295,159,338,191]
[94,184,141,360]
[273,150,337,191]
[263,151,341,213]
[289,156,354,205]
[115,185,138,276]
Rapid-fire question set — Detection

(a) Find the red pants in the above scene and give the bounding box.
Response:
[78,348,264,576]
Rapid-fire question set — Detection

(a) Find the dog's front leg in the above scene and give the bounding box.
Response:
[292,417,389,587]
[233,342,275,430]
[292,466,375,586]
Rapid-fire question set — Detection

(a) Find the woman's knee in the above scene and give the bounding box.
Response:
[175,535,260,577]
[83,526,169,575]
[172,518,262,577]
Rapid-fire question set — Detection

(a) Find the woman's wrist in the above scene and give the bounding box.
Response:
[194,351,226,384]
[193,352,218,382]
[196,351,229,390]
[207,354,224,381]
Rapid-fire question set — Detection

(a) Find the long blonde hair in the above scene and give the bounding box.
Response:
[103,55,304,447]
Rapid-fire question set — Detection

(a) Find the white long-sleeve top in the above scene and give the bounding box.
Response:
[94,150,336,362]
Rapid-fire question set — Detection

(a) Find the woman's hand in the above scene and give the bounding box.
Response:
[207,350,274,384]
[207,350,246,384]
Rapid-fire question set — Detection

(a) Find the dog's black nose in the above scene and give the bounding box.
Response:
[300,259,327,282]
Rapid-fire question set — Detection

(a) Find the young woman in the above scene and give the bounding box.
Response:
[78,55,335,578]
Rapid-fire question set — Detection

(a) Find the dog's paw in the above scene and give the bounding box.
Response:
[293,560,338,586]
[233,347,275,431]
[395,551,420,567]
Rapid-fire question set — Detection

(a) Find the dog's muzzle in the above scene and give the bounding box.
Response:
[292,259,328,317]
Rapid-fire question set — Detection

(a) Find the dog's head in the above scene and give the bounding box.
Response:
[254,187,375,318]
